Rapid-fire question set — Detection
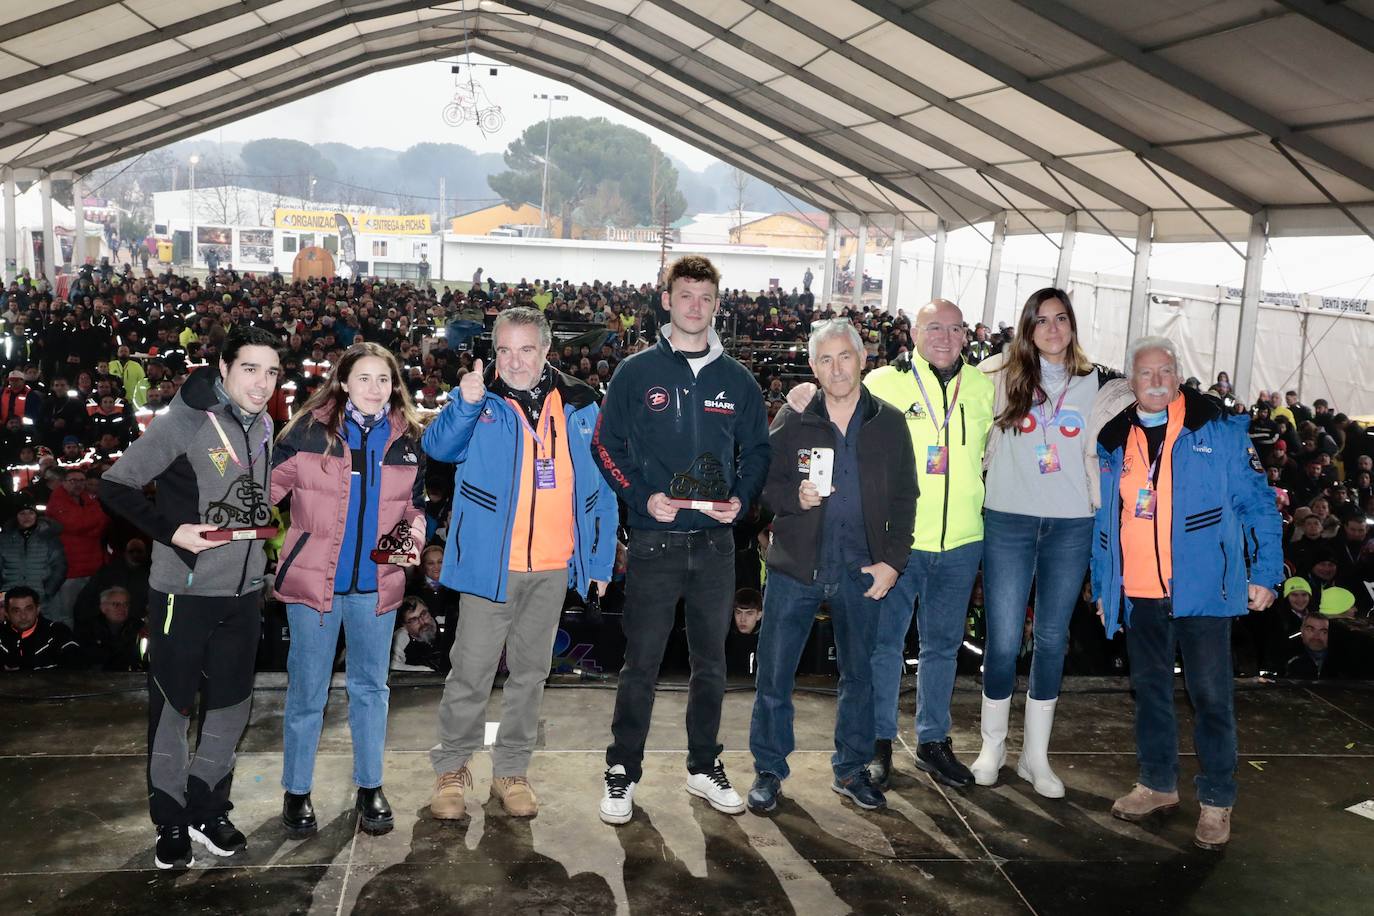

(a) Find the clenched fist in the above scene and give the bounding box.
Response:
[460,358,487,405]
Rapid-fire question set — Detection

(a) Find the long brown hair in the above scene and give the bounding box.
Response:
[279,342,424,450]
[994,288,1094,431]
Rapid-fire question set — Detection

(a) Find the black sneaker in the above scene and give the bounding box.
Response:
[154,824,194,870]
[916,738,975,788]
[867,738,894,789]
[747,773,782,814]
[832,770,887,810]
[190,815,247,857]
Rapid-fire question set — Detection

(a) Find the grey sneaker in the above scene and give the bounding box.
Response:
[747,773,782,813]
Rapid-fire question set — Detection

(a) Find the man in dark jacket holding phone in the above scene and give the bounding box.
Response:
[748,320,916,813]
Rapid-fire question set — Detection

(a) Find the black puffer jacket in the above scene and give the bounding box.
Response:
[0,518,67,601]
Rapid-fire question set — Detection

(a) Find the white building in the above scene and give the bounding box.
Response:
[676,210,770,246]
[151,187,435,278]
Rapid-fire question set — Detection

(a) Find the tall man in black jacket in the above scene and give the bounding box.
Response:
[593,255,770,825]
[747,320,917,813]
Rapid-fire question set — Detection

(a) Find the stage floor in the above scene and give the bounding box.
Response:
[1,674,1371,915]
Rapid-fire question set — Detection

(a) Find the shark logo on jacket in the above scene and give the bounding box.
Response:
[704,389,735,415]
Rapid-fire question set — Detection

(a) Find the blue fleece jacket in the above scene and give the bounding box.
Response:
[336,414,386,594]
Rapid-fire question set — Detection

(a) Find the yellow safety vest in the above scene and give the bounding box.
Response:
[864,360,994,552]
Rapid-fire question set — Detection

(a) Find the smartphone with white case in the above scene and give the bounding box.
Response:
[809,447,834,498]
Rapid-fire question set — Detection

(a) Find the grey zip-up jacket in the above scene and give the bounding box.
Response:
[100,367,272,598]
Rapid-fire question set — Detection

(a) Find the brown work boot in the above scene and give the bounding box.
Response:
[430,767,472,820]
[1110,783,1180,822]
[1194,805,1232,850]
[491,775,539,818]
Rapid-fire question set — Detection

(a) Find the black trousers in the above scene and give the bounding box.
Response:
[606,528,735,783]
[146,589,260,826]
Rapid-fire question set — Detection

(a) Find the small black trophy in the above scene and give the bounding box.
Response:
[666,452,732,510]
[371,520,416,564]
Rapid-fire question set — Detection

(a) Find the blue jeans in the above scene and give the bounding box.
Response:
[750,568,879,781]
[1125,597,1237,807]
[982,509,1093,701]
[873,541,983,744]
[282,594,395,794]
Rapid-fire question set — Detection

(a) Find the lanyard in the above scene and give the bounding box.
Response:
[1036,377,1072,442]
[509,397,556,459]
[1132,425,1167,491]
[205,410,269,469]
[911,368,962,441]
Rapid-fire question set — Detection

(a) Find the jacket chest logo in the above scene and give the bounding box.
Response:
[645,386,669,411]
[796,449,812,473]
[704,389,735,415]
[906,402,927,421]
[207,447,230,476]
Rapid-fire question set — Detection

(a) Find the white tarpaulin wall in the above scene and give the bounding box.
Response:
[874,255,1374,416]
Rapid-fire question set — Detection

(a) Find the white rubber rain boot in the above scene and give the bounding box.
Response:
[1016,698,1065,798]
[970,694,1012,787]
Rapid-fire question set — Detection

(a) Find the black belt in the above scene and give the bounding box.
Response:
[638,528,716,540]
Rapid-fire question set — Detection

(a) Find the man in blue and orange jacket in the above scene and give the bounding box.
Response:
[1092,336,1282,852]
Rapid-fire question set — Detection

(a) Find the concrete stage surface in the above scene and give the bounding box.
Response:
[1,674,1371,915]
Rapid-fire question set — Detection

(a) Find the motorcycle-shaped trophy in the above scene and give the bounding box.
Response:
[666,452,733,511]
[371,520,417,565]
[442,81,505,132]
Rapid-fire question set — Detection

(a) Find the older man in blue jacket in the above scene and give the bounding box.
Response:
[423,307,616,820]
[1092,336,1282,850]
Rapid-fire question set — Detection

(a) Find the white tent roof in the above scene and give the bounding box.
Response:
[4,0,1374,243]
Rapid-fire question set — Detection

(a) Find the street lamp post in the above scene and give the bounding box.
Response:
[533,93,568,234]
[188,154,199,270]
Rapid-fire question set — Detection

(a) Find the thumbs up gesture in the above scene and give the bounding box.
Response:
[460,358,486,405]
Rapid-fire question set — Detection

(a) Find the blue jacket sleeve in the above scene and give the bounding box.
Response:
[1228,420,1284,591]
[1090,442,1112,604]
[422,395,484,463]
[592,368,657,514]
[730,382,771,516]
[585,406,618,582]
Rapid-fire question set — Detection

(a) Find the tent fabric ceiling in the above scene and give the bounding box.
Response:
[2,0,1374,242]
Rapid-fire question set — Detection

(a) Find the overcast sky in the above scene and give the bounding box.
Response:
[211,57,718,172]
[202,57,1374,299]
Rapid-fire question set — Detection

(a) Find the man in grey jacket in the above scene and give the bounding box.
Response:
[0,499,66,602]
[100,327,282,870]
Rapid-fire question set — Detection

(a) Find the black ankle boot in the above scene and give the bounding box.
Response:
[282,792,317,838]
[916,738,975,788]
[356,786,394,836]
[867,739,894,789]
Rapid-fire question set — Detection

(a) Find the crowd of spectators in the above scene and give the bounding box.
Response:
[0,259,1369,680]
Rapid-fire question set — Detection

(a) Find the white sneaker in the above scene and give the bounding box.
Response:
[600,765,636,825]
[686,759,746,815]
